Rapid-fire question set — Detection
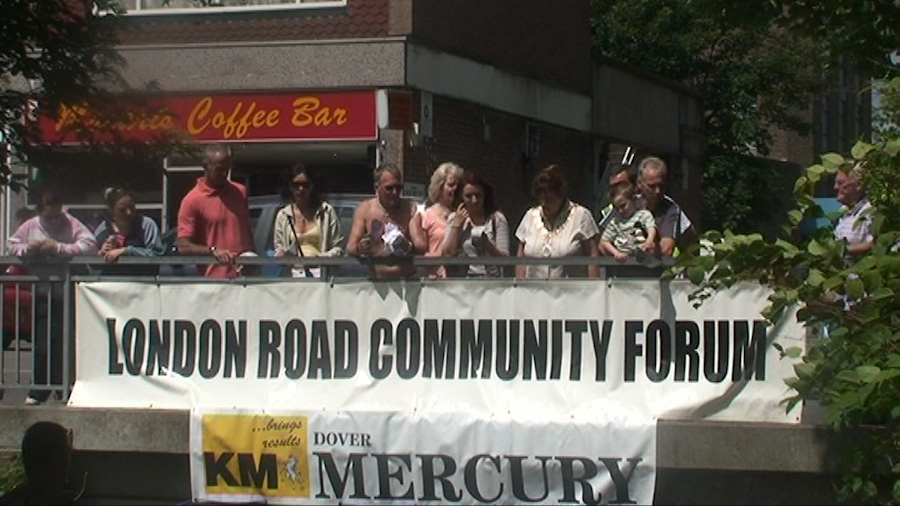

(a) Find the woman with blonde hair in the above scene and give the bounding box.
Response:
[411,161,463,278]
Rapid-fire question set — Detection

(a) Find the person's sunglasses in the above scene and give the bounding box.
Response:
[290,181,311,190]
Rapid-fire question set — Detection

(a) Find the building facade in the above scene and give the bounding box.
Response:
[10,0,703,242]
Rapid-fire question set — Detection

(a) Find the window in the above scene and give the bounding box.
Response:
[113,0,345,15]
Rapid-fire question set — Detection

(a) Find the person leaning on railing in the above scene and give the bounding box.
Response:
[347,163,419,280]
[176,143,255,278]
[6,187,97,405]
[515,164,601,280]
[273,164,344,278]
[93,187,164,276]
[441,170,510,278]
[411,161,463,279]
[635,156,695,257]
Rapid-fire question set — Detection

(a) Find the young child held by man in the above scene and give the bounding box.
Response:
[599,183,657,262]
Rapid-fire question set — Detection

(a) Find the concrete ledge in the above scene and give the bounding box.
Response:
[0,407,842,472]
[0,407,844,504]
[0,406,188,454]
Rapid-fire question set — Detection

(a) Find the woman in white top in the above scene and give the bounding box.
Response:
[515,164,601,279]
[273,164,344,278]
[442,170,510,277]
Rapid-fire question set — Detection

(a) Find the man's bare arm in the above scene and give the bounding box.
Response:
[346,201,369,256]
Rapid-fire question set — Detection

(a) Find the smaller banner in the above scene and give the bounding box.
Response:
[38,91,378,143]
[189,408,657,505]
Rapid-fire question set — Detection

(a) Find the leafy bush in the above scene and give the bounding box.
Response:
[0,453,24,495]
[676,80,900,503]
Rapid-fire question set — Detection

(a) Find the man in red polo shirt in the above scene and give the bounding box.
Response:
[177,143,254,277]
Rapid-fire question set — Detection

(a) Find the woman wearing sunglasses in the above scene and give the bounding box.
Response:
[273,164,345,278]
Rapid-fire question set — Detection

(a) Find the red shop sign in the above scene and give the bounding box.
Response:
[38,91,378,143]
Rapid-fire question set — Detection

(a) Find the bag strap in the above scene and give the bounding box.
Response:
[286,206,314,278]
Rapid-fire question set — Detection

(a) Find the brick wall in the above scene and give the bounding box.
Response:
[115,0,390,45]
[411,0,592,94]
[404,93,593,234]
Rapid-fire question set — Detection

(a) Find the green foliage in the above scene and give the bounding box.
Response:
[765,0,900,79]
[677,97,900,501]
[0,453,24,494]
[0,1,192,192]
[591,0,826,232]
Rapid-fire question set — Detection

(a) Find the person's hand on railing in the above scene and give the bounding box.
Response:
[102,248,126,263]
[211,247,236,265]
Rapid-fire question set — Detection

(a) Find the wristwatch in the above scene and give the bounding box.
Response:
[209,246,217,254]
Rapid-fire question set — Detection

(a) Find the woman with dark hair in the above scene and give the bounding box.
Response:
[515,164,600,279]
[441,170,510,277]
[273,164,344,278]
[93,187,164,271]
[6,187,96,404]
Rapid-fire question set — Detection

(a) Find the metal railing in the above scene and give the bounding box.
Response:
[0,254,674,404]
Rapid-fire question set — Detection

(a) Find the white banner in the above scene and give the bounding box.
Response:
[72,279,804,423]
[189,408,657,505]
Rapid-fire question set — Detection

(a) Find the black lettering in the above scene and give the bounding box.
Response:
[198,320,222,379]
[204,451,238,486]
[107,318,123,375]
[674,321,700,381]
[624,321,643,382]
[566,320,587,381]
[334,320,359,379]
[224,320,246,378]
[463,454,503,502]
[258,320,281,379]
[423,319,455,379]
[396,318,420,379]
[645,320,671,382]
[558,456,600,505]
[369,319,393,379]
[591,320,612,381]
[459,319,492,379]
[550,321,563,380]
[732,320,767,381]
[508,455,551,502]
[123,319,145,376]
[418,454,461,502]
[310,320,333,379]
[523,320,548,380]
[496,320,519,381]
[172,320,196,376]
[314,452,369,499]
[238,453,277,489]
[374,453,415,499]
[283,319,307,379]
[600,457,641,504]
[703,321,729,382]
[147,320,171,376]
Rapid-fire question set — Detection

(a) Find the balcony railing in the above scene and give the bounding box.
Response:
[0,255,675,404]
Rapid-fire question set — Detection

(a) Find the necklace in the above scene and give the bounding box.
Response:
[540,201,572,236]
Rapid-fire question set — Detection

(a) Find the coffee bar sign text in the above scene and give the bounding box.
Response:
[40,91,378,143]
